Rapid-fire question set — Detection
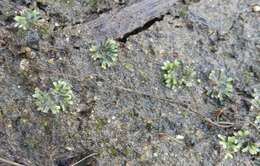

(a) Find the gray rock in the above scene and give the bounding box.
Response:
[188,0,240,34]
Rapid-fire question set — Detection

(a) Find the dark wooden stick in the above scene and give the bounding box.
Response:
[64,0,177,41]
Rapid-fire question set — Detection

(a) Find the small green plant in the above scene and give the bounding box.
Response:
[33,80,74,114]
[233,130,260,156]
[88,0,98,9]
[51,80,74,111]
[251,86,260,110]
[33,88,59,114]
[250,86,260,128]
[241,141,260,155]
[218,134,240,159]
[14,8,41,30]
[207,69,233,104]
[89,39,119,69]
[161,60,196,89]
[218,130,260,159]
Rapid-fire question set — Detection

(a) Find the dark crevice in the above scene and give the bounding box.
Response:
[36,1,48,12]
[117,13,168,43]
[71,8,112,26]
[95,8,112,15]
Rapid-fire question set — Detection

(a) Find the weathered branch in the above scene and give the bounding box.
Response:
[64,0,177,41]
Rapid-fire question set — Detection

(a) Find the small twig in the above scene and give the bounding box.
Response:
[0,157,24,166]
[113,86,190,107]
[28,66,236,128]
[188,88,234,128]
[177,103,234,128]
[159,133,185,146]
[114,86,234,128]
[70,153,97,166]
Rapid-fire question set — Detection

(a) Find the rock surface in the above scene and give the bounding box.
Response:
[0,0,259,165]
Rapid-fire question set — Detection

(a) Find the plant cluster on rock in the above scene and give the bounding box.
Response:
[250,86,260,128]
[218,130,260,159]
[207,69,233,104]
[89,39,119,69]
[33,80,74,114]
[161,59,196,89]
[14,8,41,30]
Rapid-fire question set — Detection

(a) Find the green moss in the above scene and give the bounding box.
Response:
[138,70,149,83]
[108,146,118,157]
[207,69,233,104]
[15,8,40,30]
[251,87,260,129]
[88,0,98,9]
[251,86,260,110]
[161,59,196,89]
[123,63,133,70]
[33,80,74,114]
[178,10,187,18]
[95,117,106,129]
[242,70,254,85]
[90,39,119,69]
[218,134,240,159]
[122,147,129,156]
[218,130,260,159]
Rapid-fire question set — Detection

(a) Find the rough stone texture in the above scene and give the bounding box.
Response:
[0,0,259,165]
[188,0,240,35]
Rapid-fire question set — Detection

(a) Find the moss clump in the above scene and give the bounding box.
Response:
[89,39,119,69]
[218,130,260,159]
[207,69,233,104]
[88,0,98,9]
[250,87,260,128]
[251,86,260,110]
[14,8,41,30]
[161,59,196,89]
[33,80,74,114]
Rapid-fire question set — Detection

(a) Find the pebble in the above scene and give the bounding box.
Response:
[153,153,158,157]
[48,58,55,64]
[176,135,184,140]
[114,0,126,5]
[20,59,30,72]
[54,22,60,27]
[65,147,73,151]
[252,5,260,12]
